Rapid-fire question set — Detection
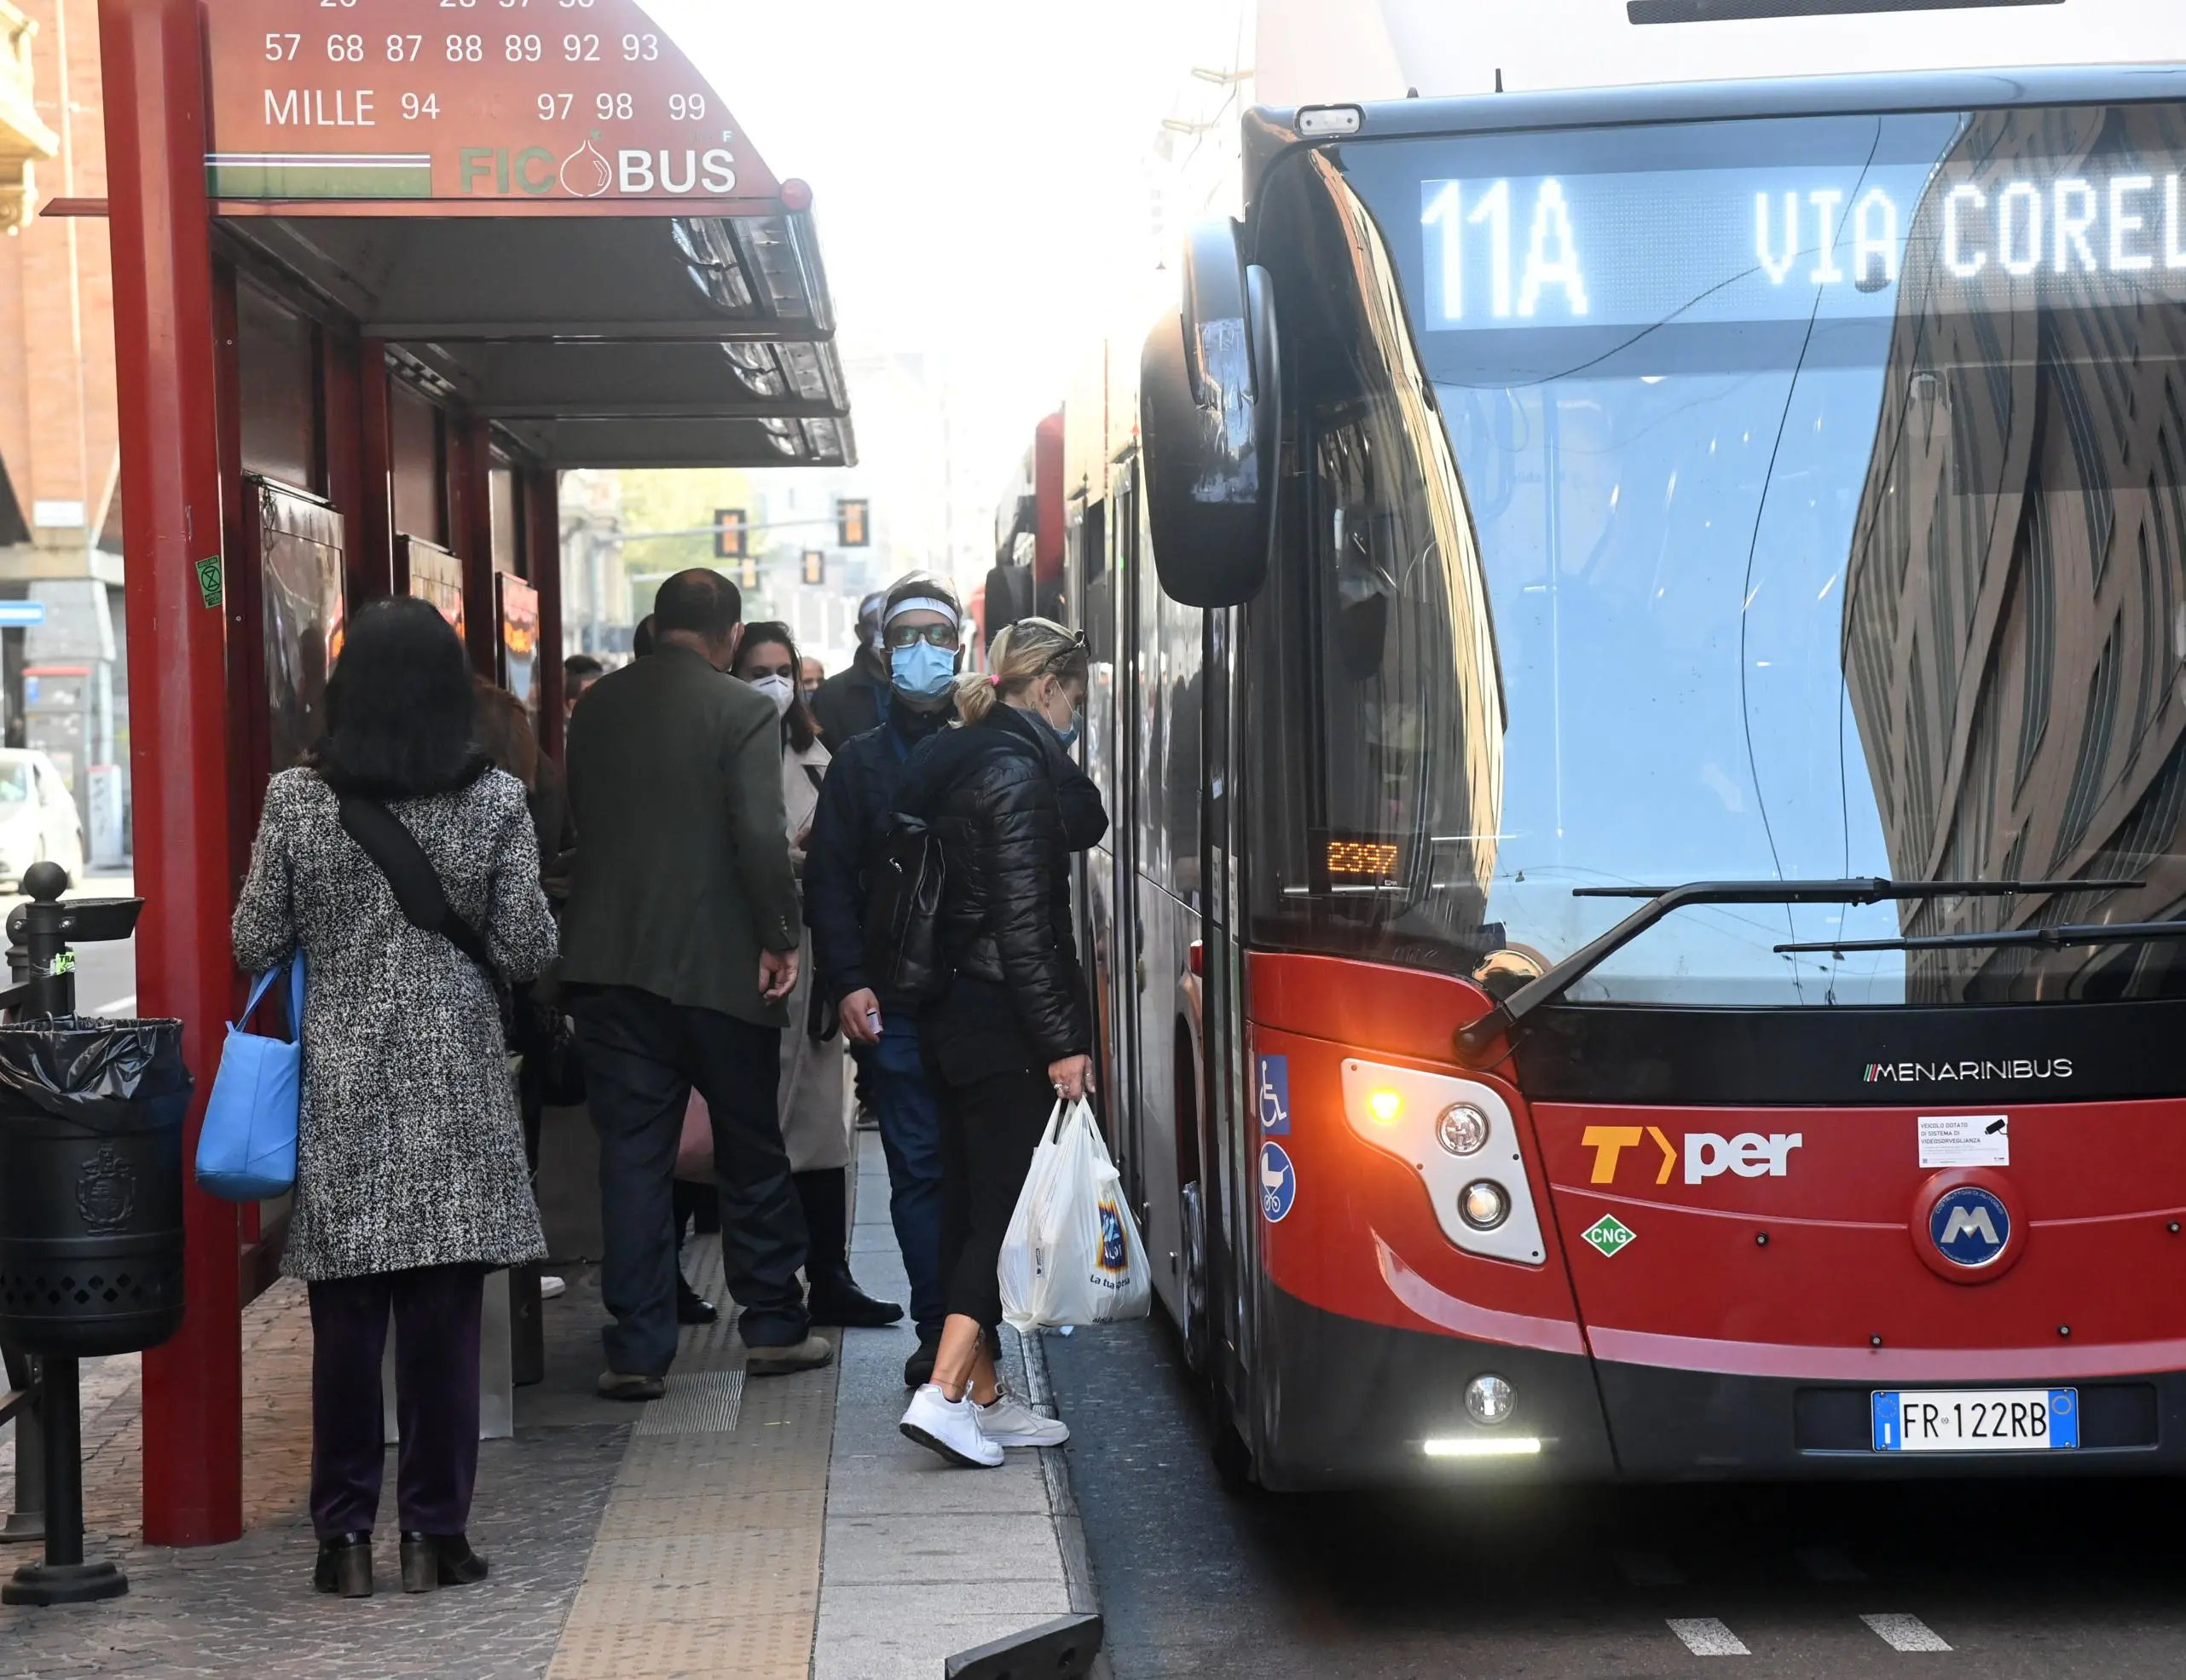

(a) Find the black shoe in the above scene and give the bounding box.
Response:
[314,1532,373,1597]
[809,1276,905,1330]
[598,1368,667,1401]
[399,1532,489,1593]
[677,1277,719,1325]
[903,1330,941,1388]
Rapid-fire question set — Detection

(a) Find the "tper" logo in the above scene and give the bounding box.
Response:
[1582,1126,1801,1186]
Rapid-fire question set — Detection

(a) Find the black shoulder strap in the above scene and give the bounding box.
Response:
[337,794,499,978]
[801,762,827,794]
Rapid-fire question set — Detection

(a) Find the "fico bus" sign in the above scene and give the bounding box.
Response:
[202,0,782,212]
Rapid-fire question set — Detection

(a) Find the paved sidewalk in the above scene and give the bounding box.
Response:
[0,1129,1095,1678]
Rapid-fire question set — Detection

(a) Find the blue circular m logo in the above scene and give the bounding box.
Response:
[1929,1186,2010,1268]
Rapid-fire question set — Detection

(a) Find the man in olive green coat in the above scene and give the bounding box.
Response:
[563,569,831,1392]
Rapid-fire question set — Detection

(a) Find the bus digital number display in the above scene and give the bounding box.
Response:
[1418,163,2186,332]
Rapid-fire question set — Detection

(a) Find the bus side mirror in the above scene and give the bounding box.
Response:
[1142,219,1280,609]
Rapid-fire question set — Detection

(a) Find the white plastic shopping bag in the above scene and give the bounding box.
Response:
[1000,1098,1152,1331]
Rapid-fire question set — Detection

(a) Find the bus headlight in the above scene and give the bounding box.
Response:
[1437,1103,1490,1156]
[1465,1373,1516,1425]
[1339,1060,1544,1266]
[1460,1180,1510,1230]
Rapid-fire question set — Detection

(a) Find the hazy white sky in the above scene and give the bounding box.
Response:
[649,0,1214,539]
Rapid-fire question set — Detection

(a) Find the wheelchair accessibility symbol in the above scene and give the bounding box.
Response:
[1258,1054,1290,1135]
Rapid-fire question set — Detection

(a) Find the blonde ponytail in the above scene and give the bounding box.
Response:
[954,668,998,725]
[960,618,1087,726]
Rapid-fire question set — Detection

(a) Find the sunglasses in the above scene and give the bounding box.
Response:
[884,623,960,649]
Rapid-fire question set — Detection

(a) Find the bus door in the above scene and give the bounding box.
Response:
[1197,602,1252,1383]
[1069,490,1123,1146]
[1107,459,1148,1213]
[1130,467,1206,1327]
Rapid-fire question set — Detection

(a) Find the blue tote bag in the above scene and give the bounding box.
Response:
[196,955,305,1201]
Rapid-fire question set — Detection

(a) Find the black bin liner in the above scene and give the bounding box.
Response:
[0,1018,192,1357]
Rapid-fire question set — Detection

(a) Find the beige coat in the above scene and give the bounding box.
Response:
[780,738,848,1171]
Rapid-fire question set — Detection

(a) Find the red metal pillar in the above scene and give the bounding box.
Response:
[454,413,495,678]
[99,0,243,1546]
[529,470,565,759]
[353,340,396,603]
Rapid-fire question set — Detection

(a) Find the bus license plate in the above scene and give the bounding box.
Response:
[1871,1388,2078,1452]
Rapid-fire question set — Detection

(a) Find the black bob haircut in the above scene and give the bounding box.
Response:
[653,568,743,641]
[313,594,485,800]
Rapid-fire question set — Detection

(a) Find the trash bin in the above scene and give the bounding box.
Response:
[0,1018,190,1359]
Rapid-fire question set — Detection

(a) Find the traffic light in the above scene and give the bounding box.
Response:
[836,498,870,548]
[801,550,826,586]
[714,507,748,560]
[738,557,759,590]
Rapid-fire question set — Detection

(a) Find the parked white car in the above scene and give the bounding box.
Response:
[0,750,84,891]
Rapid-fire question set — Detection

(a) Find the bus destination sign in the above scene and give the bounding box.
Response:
[1420,161,2186,332]
[202,0,781,211]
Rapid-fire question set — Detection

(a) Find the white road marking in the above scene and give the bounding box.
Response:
[1667,1617,1749,1656]
[90,994,136,1017]
[1862,1613,1952,1652]
[1615,1548,1688,1586]
[1796,1544,1867,1582]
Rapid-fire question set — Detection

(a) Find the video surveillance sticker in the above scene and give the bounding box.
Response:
[1918,1114,2009,1169]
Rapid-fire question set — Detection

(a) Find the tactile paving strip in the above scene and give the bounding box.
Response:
[633,1368,744,1436]
[546,1236,840,1679]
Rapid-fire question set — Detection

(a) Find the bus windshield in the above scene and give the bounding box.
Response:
[1332,100,2186,1007]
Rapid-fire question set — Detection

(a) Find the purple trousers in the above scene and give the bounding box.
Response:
[307,1265,485,1539]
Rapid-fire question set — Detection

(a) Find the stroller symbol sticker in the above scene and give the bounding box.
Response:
[1260,1142,1296,1223]
[1258,1055,1291,1135]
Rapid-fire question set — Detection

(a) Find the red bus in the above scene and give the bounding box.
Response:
[1032,64,2186,1488]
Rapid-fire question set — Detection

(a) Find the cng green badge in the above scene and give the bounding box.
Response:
[1582,1214,1635,1257]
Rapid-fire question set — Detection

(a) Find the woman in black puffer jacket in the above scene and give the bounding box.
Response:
[894,618,1107,1469]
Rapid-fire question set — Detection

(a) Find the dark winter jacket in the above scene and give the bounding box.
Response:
[803,696,957,1009]
[811,660,891,749]
[899,702,1109,1064]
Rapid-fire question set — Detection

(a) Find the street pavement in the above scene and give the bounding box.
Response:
[1045,1313,2186,1679]
[0,1123,1084,1679]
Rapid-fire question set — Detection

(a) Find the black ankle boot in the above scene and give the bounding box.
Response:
[677,1272,719,1325]
[795,1168,904,1327]
[399,1532,489,1593]
[313,1532,373,1597]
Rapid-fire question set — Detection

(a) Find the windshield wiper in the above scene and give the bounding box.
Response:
[1778,918,2182,956]
[1450,877,2119,1067]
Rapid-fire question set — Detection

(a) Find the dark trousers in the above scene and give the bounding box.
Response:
[859,1021,946,1338]
[927,1058,1054,1331]
[574,984,809,1372]
[308,1265,484,1539]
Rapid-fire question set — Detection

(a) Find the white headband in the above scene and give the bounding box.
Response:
[885,595,960,628]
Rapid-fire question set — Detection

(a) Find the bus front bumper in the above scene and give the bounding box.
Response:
[1255,1287,2186,1487]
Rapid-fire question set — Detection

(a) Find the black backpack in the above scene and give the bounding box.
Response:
[865,812,947,1001]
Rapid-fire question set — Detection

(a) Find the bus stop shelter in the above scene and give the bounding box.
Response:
[90,0,853,1545]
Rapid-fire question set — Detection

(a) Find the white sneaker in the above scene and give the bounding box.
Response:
[539,1275,566,1300]
[899,1383,1003,1468]
[978,1391,1070,1448]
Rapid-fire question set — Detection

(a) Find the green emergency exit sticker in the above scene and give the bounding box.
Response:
[1582,1214,1635,1258]
[194,557,223,609]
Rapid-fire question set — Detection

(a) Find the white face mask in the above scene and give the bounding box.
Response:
[749,673,795,719]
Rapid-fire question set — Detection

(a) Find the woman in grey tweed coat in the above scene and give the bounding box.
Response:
[231,595,558,1600]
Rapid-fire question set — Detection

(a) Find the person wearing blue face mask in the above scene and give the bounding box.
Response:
[802,573,966,1385]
